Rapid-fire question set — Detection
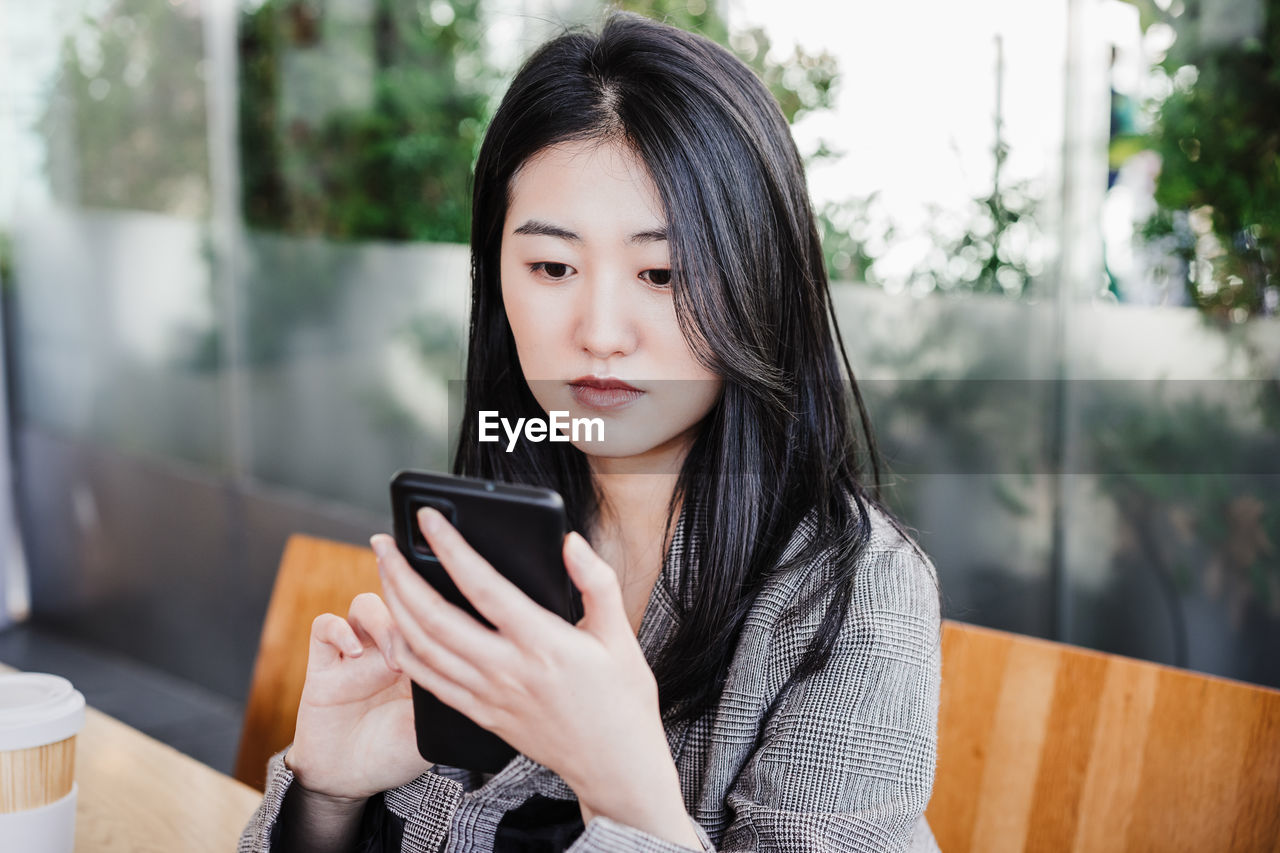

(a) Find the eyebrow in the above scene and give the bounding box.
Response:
[511,219,668,246]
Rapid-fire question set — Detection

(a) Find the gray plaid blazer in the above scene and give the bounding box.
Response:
[239,497,943,853]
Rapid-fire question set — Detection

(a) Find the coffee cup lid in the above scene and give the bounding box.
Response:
[0,674,86,751]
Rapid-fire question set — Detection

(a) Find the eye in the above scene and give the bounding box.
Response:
[640,268,672,287]
[530,262,574,281]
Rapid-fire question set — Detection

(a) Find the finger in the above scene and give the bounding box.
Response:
[388,632,498,733]
[371,534,515,667]
[563,532,631,640]
[415,507,562,642]
[309,612,364,668]
[346,592,400,672]
[379,578,499,700]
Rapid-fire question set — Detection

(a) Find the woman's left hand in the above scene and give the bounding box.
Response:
[370,508,698,846]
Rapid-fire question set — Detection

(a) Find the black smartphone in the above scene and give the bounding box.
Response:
[389,469,582,771]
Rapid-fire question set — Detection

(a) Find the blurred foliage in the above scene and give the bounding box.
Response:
[1131,0,1280,321]
[917,179,1044,298]
[29,0,844,249]
[1089,382,1280,625]
[723,25,839,124]
[819,195,891,285]
[1090,0,1280,631]
[240,0,491,243]
[822,37,1045,297]
[0,232,12,295]
[231,0,493,368]
[611,0,838,126]
[174,0,853,369]
[39,0,210,214]
[239,0,842,242]
[866,321,1280,644]
[620,0,852,278]
[823,183,1044,297]
[616,0,727,48]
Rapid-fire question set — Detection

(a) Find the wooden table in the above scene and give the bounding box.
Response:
[1,663,263,852]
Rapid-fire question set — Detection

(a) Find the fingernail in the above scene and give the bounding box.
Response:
[418,506,443,533]
[370,536,393,560]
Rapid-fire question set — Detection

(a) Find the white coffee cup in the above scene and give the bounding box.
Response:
[0,673,86,853]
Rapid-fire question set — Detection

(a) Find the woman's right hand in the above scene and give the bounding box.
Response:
[284,591,433,799]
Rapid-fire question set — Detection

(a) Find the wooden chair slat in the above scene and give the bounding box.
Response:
[236,535,1280,847]
[928,621,1280,852]
[233,534,381,791]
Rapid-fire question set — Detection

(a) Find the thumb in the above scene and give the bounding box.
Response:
[563,532,629,639]
[309,612,364,670]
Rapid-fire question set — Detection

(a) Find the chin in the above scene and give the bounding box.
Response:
[575,426,697,469]
[572,436,657,459]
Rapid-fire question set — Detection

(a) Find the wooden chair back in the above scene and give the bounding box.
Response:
[236,535,1280,847]
[234,534,382,791]
[927,620,1280,851]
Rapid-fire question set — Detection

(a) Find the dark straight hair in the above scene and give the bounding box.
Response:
[455,11,899,723]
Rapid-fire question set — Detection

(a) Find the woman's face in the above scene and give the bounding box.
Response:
[499,138,722,470]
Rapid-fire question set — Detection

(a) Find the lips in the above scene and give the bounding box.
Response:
[568,376,645,411]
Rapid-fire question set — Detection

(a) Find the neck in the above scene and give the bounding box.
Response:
[587,421,694,527]
[593,471,679,541]
[585,438,689,592]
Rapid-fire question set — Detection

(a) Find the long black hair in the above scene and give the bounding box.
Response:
[455,11,903,724]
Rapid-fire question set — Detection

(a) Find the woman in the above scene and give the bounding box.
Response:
[240,12,942,853]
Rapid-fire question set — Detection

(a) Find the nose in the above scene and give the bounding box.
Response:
[574,271,639,360]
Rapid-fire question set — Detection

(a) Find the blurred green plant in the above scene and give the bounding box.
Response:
[1089,383,1280,629]
[0,231,12,295]
[189,0,856,371]
[818,194,891,285]
[920,36,1045,299]
[1071,0,1280,641]
[1128,0,1280,321]
[916,178,1044,298]
[620,1,867,284]
[615,0,727,45]
[616,0,837,125]
[822,36,1046,297]
[229,0,493,368]
[39,0,210,214]
[240,0,855,266]
[240,0,492,243]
